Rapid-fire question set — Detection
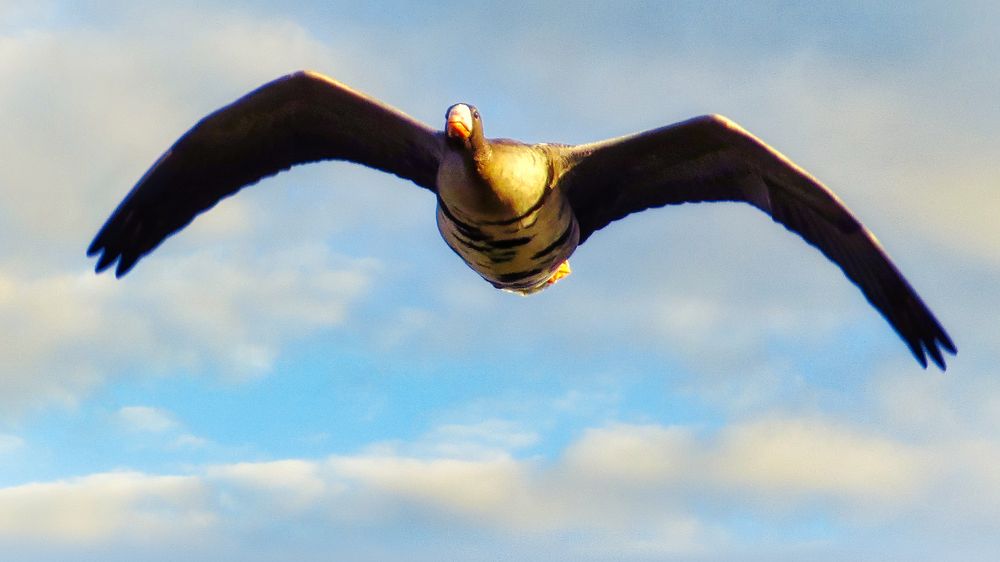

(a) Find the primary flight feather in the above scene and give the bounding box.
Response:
[88,70,956,369]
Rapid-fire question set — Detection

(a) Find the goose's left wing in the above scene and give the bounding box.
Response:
[88,71,443,277]
[558,114,955,369]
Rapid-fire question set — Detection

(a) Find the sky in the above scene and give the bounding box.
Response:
[1,0,999,560]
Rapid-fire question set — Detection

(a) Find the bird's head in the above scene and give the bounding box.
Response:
[445,103,483,146]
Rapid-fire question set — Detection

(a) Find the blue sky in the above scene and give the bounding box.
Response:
[1,1,999,560]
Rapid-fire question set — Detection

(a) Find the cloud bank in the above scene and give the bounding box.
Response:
[2,413,998,561]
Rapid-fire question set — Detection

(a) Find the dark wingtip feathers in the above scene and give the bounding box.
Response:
[95,254,113,274]
[909,327,956,371]
[87,223,118,274]
[940,332,958,355]
[87,237,140,278]
[927,341,945,371]
[86,239,101,258]
[115,254,139,278]
[930,332,957,371]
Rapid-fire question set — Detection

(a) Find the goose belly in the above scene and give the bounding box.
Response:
[436,192,579,293]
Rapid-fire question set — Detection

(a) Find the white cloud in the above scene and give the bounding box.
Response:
[415,420,540,459]
[711,418,927,507]
[0,471,212,543]
[0,434,24,454]
[329,454,532,523]
[563,424,697,485]
[0,248,373,417]
[556,418,932,528]
[113,406,214,452]
[207,460,329,514]
[172,434,209,450]
[116,406,178,433]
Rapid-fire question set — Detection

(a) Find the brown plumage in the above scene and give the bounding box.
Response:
[88,70,956,369]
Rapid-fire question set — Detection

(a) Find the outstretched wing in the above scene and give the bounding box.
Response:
[559,114,955,369]
[88,71,443,276]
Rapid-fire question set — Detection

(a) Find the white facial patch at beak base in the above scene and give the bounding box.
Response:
[446,104,473,139]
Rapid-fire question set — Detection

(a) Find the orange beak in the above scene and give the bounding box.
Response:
[447,119,471,139]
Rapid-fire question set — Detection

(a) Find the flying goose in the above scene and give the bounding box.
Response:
[87,71,956,369]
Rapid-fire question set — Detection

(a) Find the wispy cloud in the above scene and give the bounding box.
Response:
[116,406,178,433]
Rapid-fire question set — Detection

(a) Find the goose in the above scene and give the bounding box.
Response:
[87,71,956,369]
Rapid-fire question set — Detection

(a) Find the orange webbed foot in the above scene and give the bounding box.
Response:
[546,260,572,286]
